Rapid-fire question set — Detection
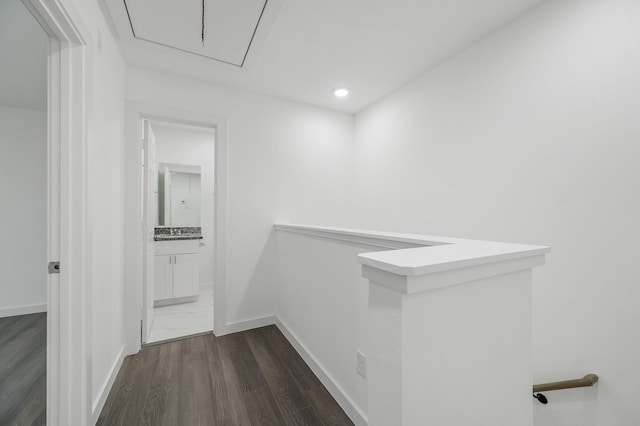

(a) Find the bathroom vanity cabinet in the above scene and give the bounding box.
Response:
[154,239,199,304]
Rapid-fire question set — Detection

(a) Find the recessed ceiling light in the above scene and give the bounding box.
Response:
[334,88,349,97]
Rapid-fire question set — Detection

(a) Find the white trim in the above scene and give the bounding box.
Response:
[362,254,546,294]
[91,346,126,425]
[154,295,198,308]
[275,224,550,281]
[46,33,62,426]
[21,1,92,425]
[199,281,214,290]
[0,304,48,318]
[275,223,429,250]
[124,101,228,352]
[140,120,155,343]
[275,317,368,426]
[223,315,276,335]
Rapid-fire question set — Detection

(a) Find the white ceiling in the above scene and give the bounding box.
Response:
[0,0,549,114]
[0,0,48,110]
[110,0,548,114]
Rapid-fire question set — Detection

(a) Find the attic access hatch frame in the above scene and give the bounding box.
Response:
[118,0,273,67]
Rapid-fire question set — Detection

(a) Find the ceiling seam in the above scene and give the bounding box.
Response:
[201,0,205,47]
[122,0,136,37]
[239,0,269,68]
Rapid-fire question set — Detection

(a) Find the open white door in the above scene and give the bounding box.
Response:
[164,164,171,225]
[141,120,156,342]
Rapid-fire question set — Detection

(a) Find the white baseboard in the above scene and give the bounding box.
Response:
[220,315,276,336]
[199,281,214,290]
[0,303,47,318]
[275,316,368,426]
[92,345,126,424]
[154,295,197,307]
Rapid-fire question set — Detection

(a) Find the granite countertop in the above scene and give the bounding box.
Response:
[154,227,203,241]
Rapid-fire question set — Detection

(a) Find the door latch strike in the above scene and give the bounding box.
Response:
[48,261,60,274]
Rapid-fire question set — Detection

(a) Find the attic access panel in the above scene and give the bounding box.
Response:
[124,0,267,67]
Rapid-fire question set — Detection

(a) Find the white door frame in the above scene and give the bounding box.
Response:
[141,120,156,343]
[124,102,228,353]
[22,0,92,424]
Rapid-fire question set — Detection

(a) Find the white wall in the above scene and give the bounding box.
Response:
[0,0,47,111]
[276,231,372,423]
[0,106,47,316]
[0,0,47,318]
[152,123,215,286]
[126,68,355,329]
[353,0,640,425]
[67,0,128,417]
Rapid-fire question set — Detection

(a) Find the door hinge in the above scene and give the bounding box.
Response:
[48,261,60,274]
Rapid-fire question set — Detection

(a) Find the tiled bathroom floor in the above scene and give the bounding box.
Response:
[147,287,214,344]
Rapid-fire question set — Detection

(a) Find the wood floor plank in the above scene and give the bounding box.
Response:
[96,343,162,425]
[285,406,326,426]
[7,371,46,426]
[34,406,47,426]
[0,315,26,345]
[224,332,267,392]
[205,334,252,425]
[260,326,353,425]
[303,384,354,426]
[246,328,311,416]
[0,313,41,348]
[96,355,132,423]
[139,340,182,425]
[242,387,286,426]
[178,337,216,425]
[0,313,46,426]
[260,325,323,390]
[0,313,45,380]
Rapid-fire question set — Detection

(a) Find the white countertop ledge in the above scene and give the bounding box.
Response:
[275,223,551,280]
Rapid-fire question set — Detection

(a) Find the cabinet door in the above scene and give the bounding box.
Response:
[154,255,173,300]
[172,253,199,298]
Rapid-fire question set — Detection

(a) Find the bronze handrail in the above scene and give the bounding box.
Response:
[533,373,599,393]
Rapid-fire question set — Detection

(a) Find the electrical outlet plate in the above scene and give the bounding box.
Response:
[356,351,366,378]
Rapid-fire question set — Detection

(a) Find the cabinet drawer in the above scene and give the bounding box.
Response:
[154,239,199,256]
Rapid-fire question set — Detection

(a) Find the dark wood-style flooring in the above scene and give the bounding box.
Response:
[97,325,354,425]
[0,312,47,426]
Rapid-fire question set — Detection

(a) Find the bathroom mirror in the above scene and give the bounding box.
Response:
[157,162,201,226]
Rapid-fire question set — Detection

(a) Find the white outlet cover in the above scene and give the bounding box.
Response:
[356,351,366,378]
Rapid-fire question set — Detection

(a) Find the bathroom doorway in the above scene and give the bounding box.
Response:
[125,102,227,353]
[141,119,217,344]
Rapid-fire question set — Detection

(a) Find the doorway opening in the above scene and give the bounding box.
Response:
[141,119,217,345]
[4,0,91,423]
[0,0,48,423]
